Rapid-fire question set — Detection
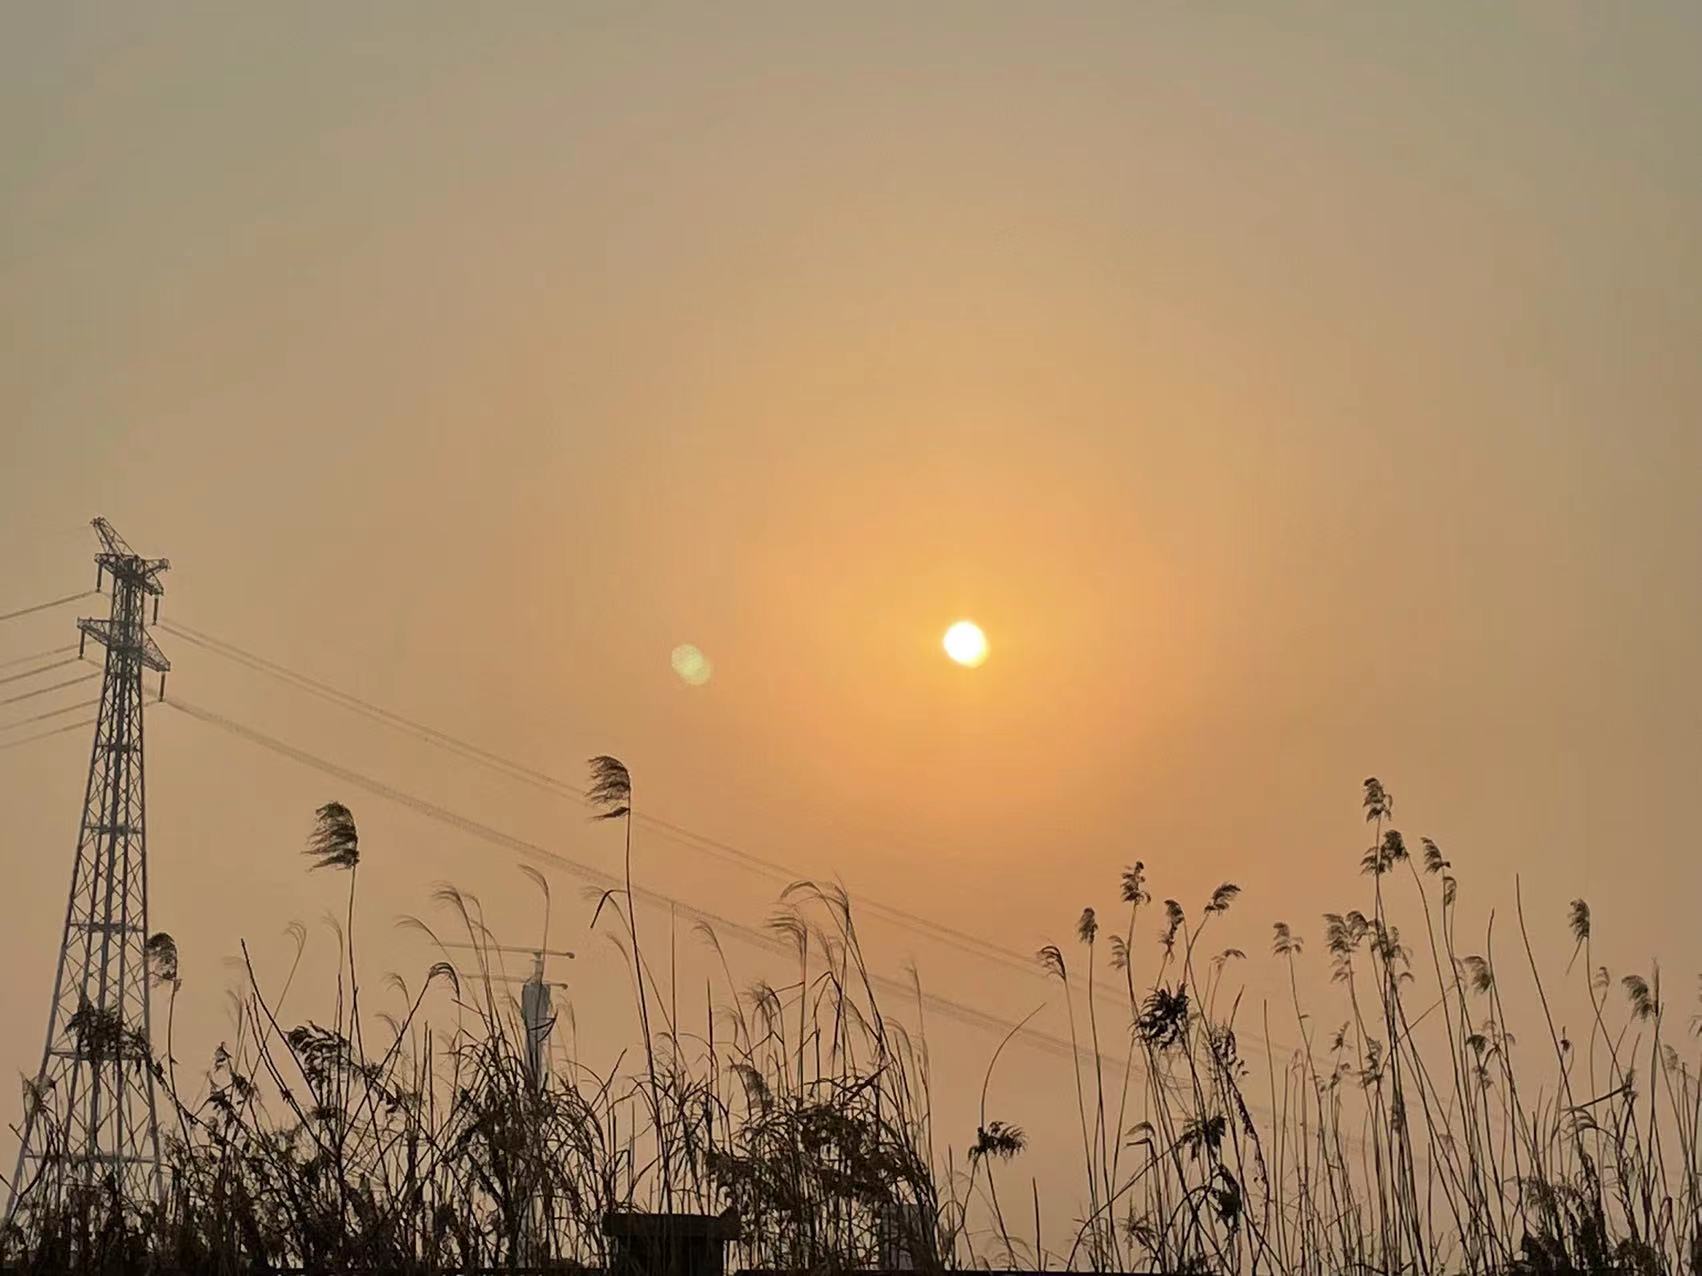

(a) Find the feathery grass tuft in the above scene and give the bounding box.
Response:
[305,800,359,870]
[586,754,631,819]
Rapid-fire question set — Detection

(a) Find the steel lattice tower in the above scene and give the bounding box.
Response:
[11,518,169,1211]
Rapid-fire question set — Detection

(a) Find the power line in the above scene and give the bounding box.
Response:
[162,694,1326,1143]
[0,656,80,686]
[159,617,1300,1066]
[0,591,96,625]
[0,698,100,733]
[160,621,1152,999]
[159,701,1343,1167]
[162,621,817,886]
[160,694,1147,1075]
[0,591,1334,1150]
[0,671,98,707]
[0,717,96,754]
[0,644,78,670]
[157,617,1300,1066]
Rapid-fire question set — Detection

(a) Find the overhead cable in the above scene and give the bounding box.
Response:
[0,698,100,733]
[0,591,96,625]
[161,694,1147,1075]
[0,644,78,670]
[158,616,1297,1064]
[0,657,79,686]
[0,672,98,707]
[0,718,96,753]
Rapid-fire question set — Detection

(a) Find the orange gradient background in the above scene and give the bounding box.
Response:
[2,2,1699,1220]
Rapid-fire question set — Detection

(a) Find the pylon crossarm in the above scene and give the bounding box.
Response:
[75,621,170,673]
[91,520,168,596]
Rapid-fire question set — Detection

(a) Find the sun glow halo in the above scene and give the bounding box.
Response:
[943,620,989,668]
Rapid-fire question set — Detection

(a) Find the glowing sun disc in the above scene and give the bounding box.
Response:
[943,620,989,668]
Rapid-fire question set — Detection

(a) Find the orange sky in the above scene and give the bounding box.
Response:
[2,1,1700,1219]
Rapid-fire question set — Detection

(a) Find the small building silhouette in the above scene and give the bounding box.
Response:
[604,1209,741,1276]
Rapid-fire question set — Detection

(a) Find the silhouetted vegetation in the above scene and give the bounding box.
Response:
[4,773,1696,1274]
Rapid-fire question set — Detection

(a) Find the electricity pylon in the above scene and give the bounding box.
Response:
[437,894,572,1264]
[10,518,169,1214]
[434,941,574,1089]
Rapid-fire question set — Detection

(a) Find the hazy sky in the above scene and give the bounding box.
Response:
[2,1,1700,1213]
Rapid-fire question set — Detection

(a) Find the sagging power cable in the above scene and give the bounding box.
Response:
[0,698,100,734]
[162,622,1085,980]
[0,718,96,754]
[161,693,1146,1075]
[0,672,97,707]
[0,644,78,670]
[158,616,1298,1066]
[0,657,80,686]
[0,591,96,625]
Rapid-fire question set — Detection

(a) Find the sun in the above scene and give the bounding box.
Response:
[942,620,989,668]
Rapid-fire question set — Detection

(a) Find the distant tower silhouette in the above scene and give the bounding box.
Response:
[10,518,169,1211]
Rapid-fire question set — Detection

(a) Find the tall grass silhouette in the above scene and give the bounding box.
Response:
[3,772,1696,1274]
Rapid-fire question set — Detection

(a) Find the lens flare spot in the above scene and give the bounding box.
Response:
[943,620,989,668]
[671,643,713,686]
